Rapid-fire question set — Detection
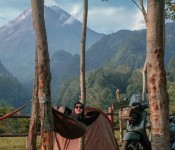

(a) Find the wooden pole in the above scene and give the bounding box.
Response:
[108,107,114,132]
[116,89,123,143]
[79,0,88,150]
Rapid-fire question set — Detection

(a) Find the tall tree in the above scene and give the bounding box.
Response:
[27,49,39,150]
[133,1,169,148]
[30,0,53,149]
[147,0,169,149]
[79,0,88,150]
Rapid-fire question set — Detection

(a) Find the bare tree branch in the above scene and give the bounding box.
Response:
[139,0,147,22]
[141,58,147,100]
[132,0,147,23]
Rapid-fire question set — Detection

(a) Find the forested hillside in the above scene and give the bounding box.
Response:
[56,64,175,110]
[0,60,30,107]
[51,22,175,108]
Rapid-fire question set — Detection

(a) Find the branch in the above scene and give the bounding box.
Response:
[132,0,147,23]
[141,58,147,101]
[139,0,147,22]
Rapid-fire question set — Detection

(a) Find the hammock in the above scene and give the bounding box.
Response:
[0,101,86,139]
[0,100,31,121]
[52,108,86,139]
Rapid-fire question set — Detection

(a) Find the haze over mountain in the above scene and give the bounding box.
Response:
[0,5,104,82]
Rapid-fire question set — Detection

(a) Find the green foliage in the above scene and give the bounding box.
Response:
[56,59,175,113]
[58,65,132,110]
[167,80,175,103]
[0,74,31,109]
[126,69,143,97]
[165,0,175,21]
[168,55,175,72]
[0,105,29,134]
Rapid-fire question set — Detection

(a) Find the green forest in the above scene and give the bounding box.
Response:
[57,63,175,111]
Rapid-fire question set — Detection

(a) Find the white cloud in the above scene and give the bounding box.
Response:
[45,0,58,6]
[60,3,82,26]
[86,6,144,34]
[58,4,81,26]
[131,10,146,31]
[63,16,76,25]
[0,1,146,33]
[69,4,82,17]
[0,7,22,27]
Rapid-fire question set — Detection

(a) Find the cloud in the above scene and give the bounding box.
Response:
[0,1,146,33]
[45,0,58,6]
[131,10,146,31]
[69,4,82,17]
[86,6,145,34]
[63,16,76,25]
[61,4,82,26]
[0,7,23,27]
[56,3,146,34]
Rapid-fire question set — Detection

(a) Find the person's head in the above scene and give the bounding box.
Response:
[74,102,84,115]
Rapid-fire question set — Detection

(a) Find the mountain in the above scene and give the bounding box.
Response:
[50,50,81,98]
[50,22,175,100]
[0,60,30,107]
[0,5,104,82]
[0,60,11,76]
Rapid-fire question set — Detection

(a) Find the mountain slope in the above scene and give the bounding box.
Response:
[0,5,104,82]
[0,60,30,107]
[50,22,175,99]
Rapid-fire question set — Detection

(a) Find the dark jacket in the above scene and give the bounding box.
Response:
[69,111,100,126]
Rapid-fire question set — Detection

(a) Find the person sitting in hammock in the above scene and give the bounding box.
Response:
[69,101,100,126]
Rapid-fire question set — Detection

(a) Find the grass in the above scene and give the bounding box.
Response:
[0,137,40,150]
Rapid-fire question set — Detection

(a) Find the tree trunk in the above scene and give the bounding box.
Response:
[80,0,88,105]
[79,0,88,150]
[147,0,169,149]
[31,0,53,149]
[26,49,39,150]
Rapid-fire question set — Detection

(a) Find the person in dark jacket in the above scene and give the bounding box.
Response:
[69,101,100,126]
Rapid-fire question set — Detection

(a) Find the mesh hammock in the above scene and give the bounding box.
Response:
[52,108,86,139]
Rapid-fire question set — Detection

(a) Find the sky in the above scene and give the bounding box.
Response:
[0,0,146,34]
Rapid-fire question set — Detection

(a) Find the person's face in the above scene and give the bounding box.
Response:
[74,104,84,115]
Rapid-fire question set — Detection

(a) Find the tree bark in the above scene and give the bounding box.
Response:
[26,49,39,150]
[147,0,169,149]
[31,0,53,149]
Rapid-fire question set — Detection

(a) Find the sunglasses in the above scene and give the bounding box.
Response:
[75,106,83,109]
